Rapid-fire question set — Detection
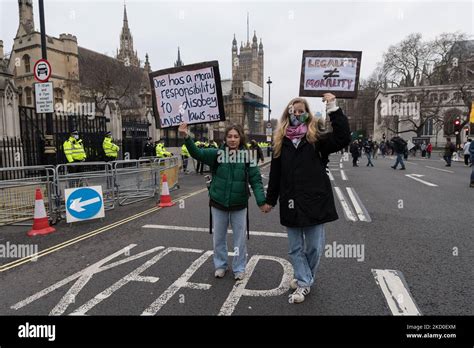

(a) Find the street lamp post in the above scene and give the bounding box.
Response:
[266,76,272,122]
[266,77,272,157]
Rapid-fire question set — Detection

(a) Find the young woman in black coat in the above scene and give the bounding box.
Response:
[262,93,351,304]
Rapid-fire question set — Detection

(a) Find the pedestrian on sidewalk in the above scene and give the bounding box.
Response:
[373,141,379,159]
[262,93,351,304]
[470,140,474,187]
[178,122,266,281]
[427,142,432,159]
[421,142,427,158]
[390,136,406,170]
[463,139,472,166]
[444,137,455,167]
[350,140,360,167]
[363,137,375,167]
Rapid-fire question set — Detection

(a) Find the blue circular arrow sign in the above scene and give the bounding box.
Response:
[67,187,103,220]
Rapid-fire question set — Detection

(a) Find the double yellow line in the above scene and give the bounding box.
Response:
[0,188,207,273]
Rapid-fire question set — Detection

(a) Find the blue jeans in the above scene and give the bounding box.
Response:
[287,224,325,287]
[393,153,405,168]
[366,152,374,166]
[211,207,247,274]
[443,155,452,166]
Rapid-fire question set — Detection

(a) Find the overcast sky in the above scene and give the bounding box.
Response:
[1,0,472,119]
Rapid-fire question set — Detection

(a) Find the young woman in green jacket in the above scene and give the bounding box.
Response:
[178,123,266,280]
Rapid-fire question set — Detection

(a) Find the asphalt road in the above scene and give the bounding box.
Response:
[0,154,472,317]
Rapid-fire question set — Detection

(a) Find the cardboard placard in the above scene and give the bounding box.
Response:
[149,61,225,128]
[299,50,362,99]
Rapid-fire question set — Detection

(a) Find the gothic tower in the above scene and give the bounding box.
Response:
[17,0,35,37]
[116,4,140,67]
[230,26,264,133]
[174,47,184,67]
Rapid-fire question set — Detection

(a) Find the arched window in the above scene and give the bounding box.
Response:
[22,54,31,73]
[54,88,64,105]
[24,87,32,105]
[17,87,23,105]
[453,92,462,103]
[422,118,433,136]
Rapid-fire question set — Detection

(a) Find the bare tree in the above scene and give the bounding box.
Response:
[382,33,430,88]
[379,32,472,141]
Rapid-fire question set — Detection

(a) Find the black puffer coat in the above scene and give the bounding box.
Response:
[266,108,351,227]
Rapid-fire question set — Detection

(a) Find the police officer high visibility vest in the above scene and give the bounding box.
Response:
[103,136,119,158]
[181,144,190,157]
[156,143,172,158]
[63,136,87,163]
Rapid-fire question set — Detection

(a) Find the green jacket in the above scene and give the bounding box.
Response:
[185,136,265,207]
[103,136,119,158]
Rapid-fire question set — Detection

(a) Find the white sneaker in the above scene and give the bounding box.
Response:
[234,272,245,281]
[288,286,310,304]
[289,279,298,290]
[214,269,226,278]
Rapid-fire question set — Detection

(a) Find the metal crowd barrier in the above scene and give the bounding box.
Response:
[113,159,156,206]
[56,162,115,218]
[0,157,181,226]
[152,156,180,192]
[0,166,58,226]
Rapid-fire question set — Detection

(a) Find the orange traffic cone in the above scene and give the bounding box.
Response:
[158,174,175,207]
[27,188,56,237]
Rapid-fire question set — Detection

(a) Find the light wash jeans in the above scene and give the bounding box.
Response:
[211,206,247,274]
[287,224,325,288]
[393,153,405,169]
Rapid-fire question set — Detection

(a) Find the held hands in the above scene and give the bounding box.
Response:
[178,123,188,138]
[260,203,273,213]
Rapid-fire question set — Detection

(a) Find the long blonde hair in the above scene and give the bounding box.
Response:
[273,97,326,158]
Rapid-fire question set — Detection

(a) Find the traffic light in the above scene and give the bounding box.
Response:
[454,118,461,135]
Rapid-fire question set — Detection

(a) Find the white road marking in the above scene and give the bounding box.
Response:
[346,187,371,222]
[70,247,203,315]
[405,174,438,187]
[142,250,213,315]
[425,166,454,173]
[142,224,287,238]
[372,269,421,316]
[11,244,165,313]
[327,170,335,181]
[340,163,343,168]
[218,255,293,316]
[333,187,357,221]
[340,170,348,181]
